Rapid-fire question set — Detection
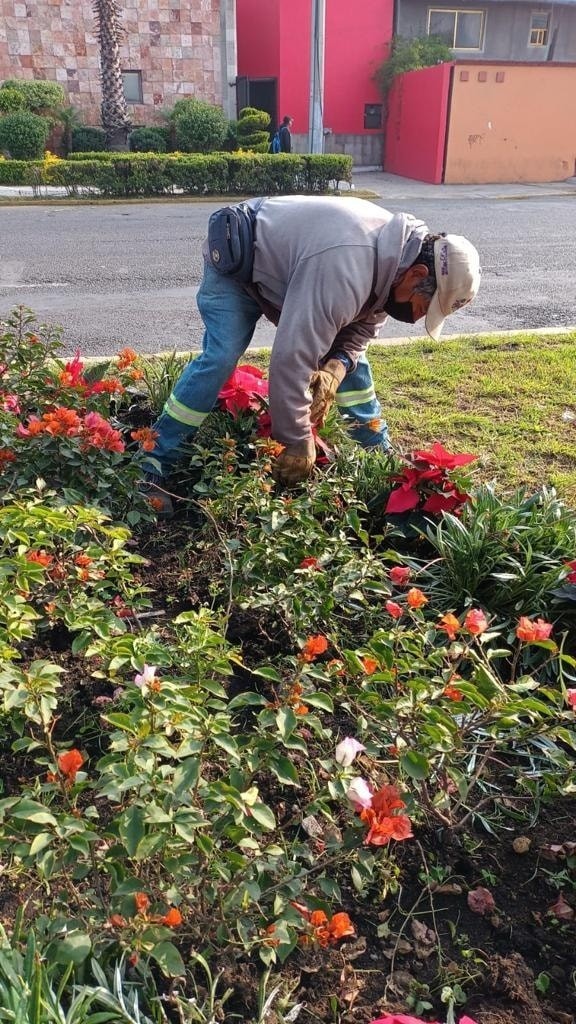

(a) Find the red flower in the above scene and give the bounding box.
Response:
[57,748,84,783]
[443,684,464,701]
[299,556,320,570]
[406,587,428,609]
[131,427,158,452]
[438,613,460,640]
[566,689,576,708]
[134,892,150,915]
[218,365,268,415]
[389,566,411,586]
[411,442,477,470]
[564,559,576,584]
[464,608,488,635]
[26,549,53,567]
[59,351,87,389]
[422,489,469,514]
[361,656,379,674]
[385,600,403,619]
[516,616,553,642]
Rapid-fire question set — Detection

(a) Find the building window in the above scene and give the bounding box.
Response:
[428,9,485,49]
[122,71,143,104]
[364,103,383,129]
[528,12,549,45]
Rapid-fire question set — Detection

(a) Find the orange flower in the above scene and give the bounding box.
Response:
[464,608,488,635]
[131,427,158,452]
[57,748,84,783]
[438,613,460,640]
[74,553,93,568]
[359,783,413,847]
[0,449,16,469]
[108,914,127,928]
[294,703,309,715]
[443,684,464,701]
[516,616,553,643]
[361,656,378,675]
[300,634,328,662]
[406,587,428,609]
[134,892,150,914]
[130,368,145,381]
[161,907,183,927]
[117,347,138,369]
[308,909,355,946]
[299,556,320,570]
[26,549,53,567]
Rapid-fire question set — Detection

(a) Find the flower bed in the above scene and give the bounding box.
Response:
[0,306,574,1023]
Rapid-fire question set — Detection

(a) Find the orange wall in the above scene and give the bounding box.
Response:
[445,64,576,184]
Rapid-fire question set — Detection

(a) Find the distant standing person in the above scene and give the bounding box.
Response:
[279,115,293,153]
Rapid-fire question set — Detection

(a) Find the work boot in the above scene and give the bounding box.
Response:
[139,472,174,519]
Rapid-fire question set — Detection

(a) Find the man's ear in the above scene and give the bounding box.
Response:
[406,263,430,284]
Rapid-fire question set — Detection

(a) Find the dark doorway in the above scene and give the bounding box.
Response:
[236,77,277,131]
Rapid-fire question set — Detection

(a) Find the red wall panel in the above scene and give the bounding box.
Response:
[384,63,453,183]
[237,0,280,78]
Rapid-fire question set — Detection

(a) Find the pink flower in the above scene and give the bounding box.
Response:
[335,737,365,767]
[346,777,373,811]
[389,566,411,586]
[370,1017,478,1024]
[566,689,576,708]
[385,600,403,619]
[516,616,553,643]
[218,365,268,415]
[464,608,488,635]
[134,665,158,688]
[1,394,20,414]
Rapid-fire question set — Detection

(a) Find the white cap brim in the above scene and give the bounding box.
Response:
[425,291,445,341]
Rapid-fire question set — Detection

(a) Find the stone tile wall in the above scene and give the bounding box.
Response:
[0,0,233,126]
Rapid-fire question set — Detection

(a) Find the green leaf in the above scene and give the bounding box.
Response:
[150,940,186,977]
[172,758,200,794]
[11,800,57,826]
[119,805,145,857]
[248,802,276,831]
[276,707,297,740]
[228,691,268,710]
[271,756,300,786]
[400,749,430,780]
[305,692,334,713]
[103,712,139,734]
[52,931,91,965]
[28,832,53,856]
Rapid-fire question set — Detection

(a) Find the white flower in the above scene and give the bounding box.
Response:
[346,777,373,811]
[335,736,365,767]
[134,664,158,688]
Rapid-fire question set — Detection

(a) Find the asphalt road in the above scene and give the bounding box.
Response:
[1,195,575,356]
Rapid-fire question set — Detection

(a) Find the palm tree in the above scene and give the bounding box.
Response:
[92,0,132,149]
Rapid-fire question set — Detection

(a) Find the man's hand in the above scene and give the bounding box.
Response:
[273,438,316,486]
[309,358,348,426]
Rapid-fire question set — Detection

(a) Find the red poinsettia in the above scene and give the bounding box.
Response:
[218,365,269,415]
[385,443,477,516]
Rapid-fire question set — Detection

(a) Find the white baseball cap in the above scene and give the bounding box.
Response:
[425,235,481,341]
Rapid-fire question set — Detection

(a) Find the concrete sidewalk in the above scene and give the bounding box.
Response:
[349,168,576,201]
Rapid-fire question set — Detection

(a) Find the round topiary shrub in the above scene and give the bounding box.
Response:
[0,111,49,159]
[0,79,66,115]
[129,126,168,153]
[71,126,107,152]
[0,88,26,114]
[169,98,227,153]
[236,106,271,154]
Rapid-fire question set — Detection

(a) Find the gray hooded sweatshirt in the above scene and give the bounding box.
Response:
[245,195,429,446]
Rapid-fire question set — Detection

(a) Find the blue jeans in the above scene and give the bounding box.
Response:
[142,263,390,476]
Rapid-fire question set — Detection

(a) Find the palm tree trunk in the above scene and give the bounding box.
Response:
[93,0,132,150]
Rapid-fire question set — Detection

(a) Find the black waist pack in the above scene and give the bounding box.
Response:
[207,199,264,283]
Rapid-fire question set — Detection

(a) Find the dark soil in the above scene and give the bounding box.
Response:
[8,521,576,1024]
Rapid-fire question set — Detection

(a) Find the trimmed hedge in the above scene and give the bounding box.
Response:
[0,151,353,197]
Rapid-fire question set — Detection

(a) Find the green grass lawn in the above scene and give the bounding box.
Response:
[241,330,576,502]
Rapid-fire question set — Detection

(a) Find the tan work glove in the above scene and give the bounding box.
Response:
[309,358,347,426]
[273,437,317,486]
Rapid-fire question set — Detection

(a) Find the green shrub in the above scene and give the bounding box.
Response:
[236,106,271,153]
[375,35,453,97]
[71,125,107,152]
[129,126,168,153]
[0,88,25,114]
[0,78,66,115]
[222,119,239,152]
[169,97,228,153]
[0,111,49,159]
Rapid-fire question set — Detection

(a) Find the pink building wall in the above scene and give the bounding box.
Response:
[237,0,391,136]
[384,63,452,184]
